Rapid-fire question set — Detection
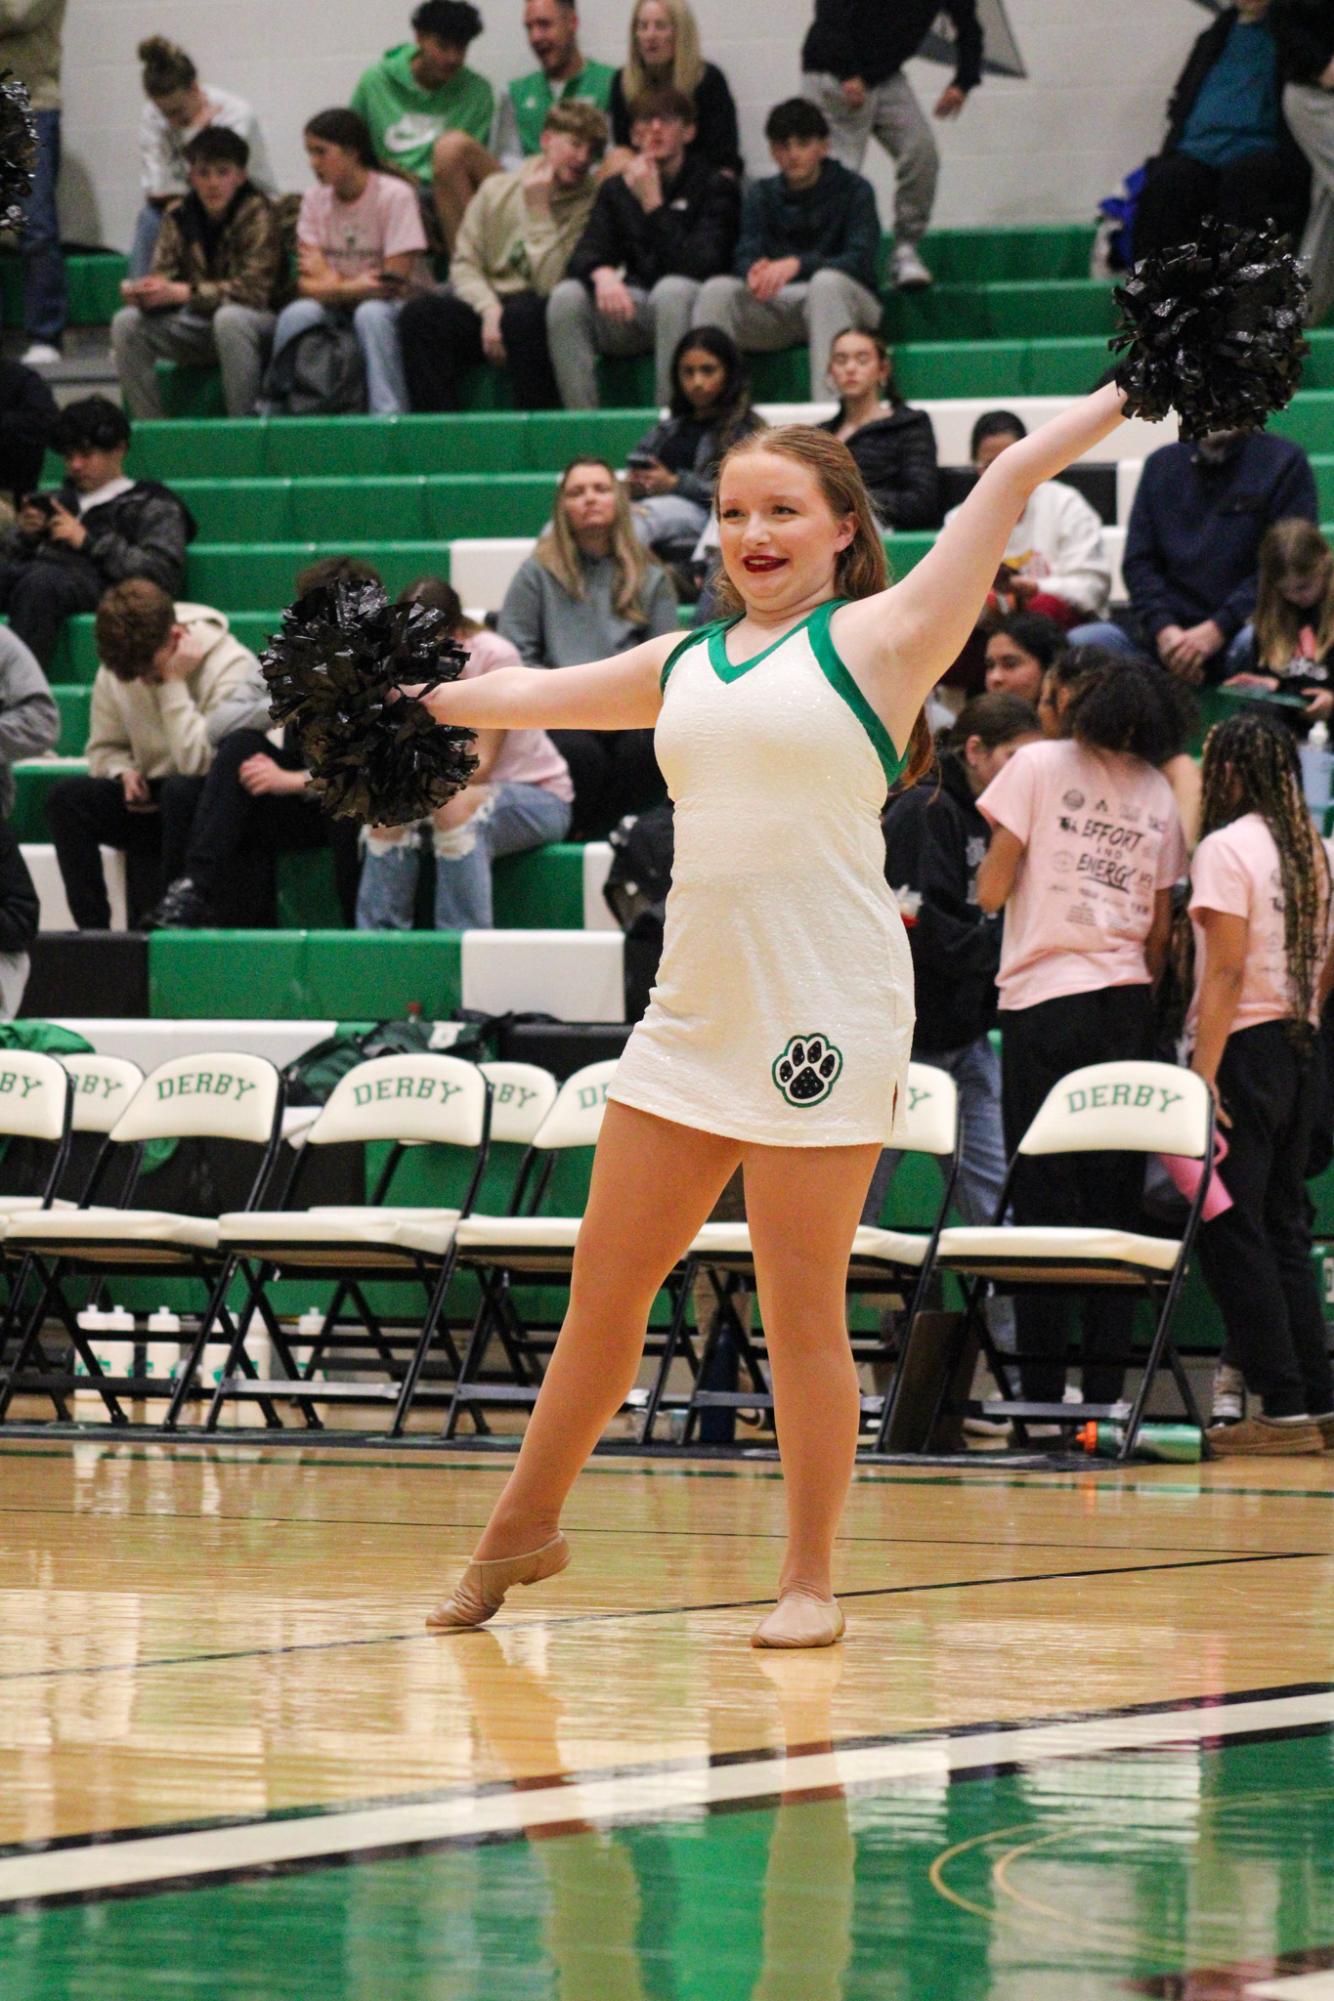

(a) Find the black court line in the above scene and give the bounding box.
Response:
[4,1685,1332,1914]
[0,1498,1294,1561]
[0,1550,1316,1689]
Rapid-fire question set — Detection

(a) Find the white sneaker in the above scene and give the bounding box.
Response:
[892,245,934,291]
[18,342,61,366]
[1211,1360,1245,1427]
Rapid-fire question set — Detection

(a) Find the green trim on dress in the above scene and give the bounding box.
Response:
[806,599,908,787]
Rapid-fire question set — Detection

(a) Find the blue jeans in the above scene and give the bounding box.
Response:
[862,1032,1016,1352]
[22,109,66,345]
[269,296,411,414]
[1068,617,1254,676]
[128,202,166,280]
[355,783,573,932]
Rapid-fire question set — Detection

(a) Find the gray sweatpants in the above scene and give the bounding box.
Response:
[1284,81,1334,325]
[802,69,938,248]
[691,268,882,400]
[112,303,275,418]
[547,273,700,409]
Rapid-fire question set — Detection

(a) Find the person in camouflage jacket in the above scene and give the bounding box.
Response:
[112,126,286,418]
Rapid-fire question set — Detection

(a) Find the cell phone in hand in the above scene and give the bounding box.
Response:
[24,493,56,518]
[377,269,407,292]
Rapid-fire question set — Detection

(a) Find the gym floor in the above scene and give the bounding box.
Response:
[2,1441,1333,1998]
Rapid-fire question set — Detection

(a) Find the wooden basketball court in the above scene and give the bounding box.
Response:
[3,1438,1333,1997]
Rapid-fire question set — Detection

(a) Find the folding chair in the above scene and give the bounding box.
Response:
[638,1062,961,1447]
[0,1052,285,1427]
[205,1053,493,1435]
[0,1052,74,1395]
[443,1059,632,1439]
[925,1059,1215,1460]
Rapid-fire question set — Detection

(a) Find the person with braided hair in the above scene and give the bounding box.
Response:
[1189,711,1334,1455]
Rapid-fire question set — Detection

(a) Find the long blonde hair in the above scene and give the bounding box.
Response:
[1253,519,1334,672]
[712,426,934,787]
[537,458,661,625]
[621,0,705,105]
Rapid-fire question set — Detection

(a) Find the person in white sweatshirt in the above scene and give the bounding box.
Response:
[945,408,1113,626]
[44,581,262,929]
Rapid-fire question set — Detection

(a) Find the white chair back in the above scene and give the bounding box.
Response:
[62,1055,145,1135]
[111,1052,283,1147]
[889,1063,959,1157]
[479,1063,559,1145]
[0,1050,72,1143]
[533,1060,620,1151]
[310,1054,489,1149]
[1020,1062,1210,1161]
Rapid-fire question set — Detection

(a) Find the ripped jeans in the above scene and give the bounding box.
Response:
[355,781,573,932]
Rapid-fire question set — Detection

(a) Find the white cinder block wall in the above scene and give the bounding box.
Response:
[59,0,1204,256]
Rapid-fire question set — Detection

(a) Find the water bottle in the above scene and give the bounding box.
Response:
[144,1307,183,1398]
[1301,720,1333,815]
[1077,1421,1202,1464]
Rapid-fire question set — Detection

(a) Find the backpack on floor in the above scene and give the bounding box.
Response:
[261,314,366,416]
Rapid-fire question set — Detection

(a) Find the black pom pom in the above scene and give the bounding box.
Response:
[0,72,36,232]
[1111,219,1309,440]
[260,580,479,824]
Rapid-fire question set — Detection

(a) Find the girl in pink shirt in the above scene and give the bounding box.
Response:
[357,580,573,931]
[1188,712,1334,1454]
[976,658,1188,1425]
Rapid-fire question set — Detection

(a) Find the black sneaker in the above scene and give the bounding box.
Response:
[142,877,216,931]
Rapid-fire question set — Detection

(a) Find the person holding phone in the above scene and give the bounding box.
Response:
[624,325,761,570]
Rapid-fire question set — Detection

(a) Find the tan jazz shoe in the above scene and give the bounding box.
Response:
[425,1531,570,1631]
[751,1589,846,1650]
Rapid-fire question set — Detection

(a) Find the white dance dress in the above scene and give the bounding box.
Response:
[607,598,915,1147]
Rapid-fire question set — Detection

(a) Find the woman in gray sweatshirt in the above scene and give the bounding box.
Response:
[498,457,678,836]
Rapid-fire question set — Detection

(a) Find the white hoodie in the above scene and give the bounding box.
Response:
[946,478,1112,617]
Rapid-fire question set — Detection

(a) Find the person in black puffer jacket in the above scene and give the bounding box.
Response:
[625,325,762,568]
[863,693,1042,1368]
[819,325,939,529]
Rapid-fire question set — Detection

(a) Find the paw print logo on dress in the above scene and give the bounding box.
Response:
[772,1034,843,1108]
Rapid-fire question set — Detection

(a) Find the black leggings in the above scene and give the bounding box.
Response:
[999,984,1154,1404]
[1198,1020,1333,1419]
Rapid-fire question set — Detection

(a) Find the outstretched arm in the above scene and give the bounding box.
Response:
[835,382,1128,750]
[421,633,675,734]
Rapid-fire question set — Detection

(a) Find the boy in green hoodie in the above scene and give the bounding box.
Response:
[352,0,495,251]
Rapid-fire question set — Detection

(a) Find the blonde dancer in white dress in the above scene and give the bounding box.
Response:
[422,391,1131,1648]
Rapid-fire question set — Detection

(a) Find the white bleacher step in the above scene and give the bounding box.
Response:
[461,929,625,1022]
[49,1019,340,1071]
[25,842,127,932]
[1117,458,1143,526]
[582,843,617,932]
[448,538,536,610]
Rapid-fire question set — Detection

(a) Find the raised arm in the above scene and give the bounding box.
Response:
[834,382,1129,749]
[421,633,676,735]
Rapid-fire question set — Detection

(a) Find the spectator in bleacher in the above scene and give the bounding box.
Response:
[351,1,494,255]
[399,100,605,413]
[1133,0,1309,267]
[800,0,981,292]
[358,578,573,932]
[1069,430,1318,685]
[608,0,741,177]
[0,821,37,1017]
[45,580,264,930]
[871,692,1043,1364]
[129,36,276,282]
[1223,518,1334,713]
[818,327,940,530]
[0,358,57,516]
[498,458,677,836]
[976,659,1189,1429]
[0,624,57,815]
[949,411,1113,628]
[548,87,740,409]
[1278,2,1334,322]
[1189,711,1334,1454]
[692,100,881,404]
[0,397,195,670]
[984,612,1068,707]
[494,0,616,168]
[0,0,67,365]
[112,129,285,422]
[625,325,761,572]
[264,109,428,418]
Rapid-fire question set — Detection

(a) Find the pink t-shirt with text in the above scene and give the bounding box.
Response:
[1187,812,1334,1036]
[462,627,574,803]
[978,738,1187,1012]
[298,171,427,280]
